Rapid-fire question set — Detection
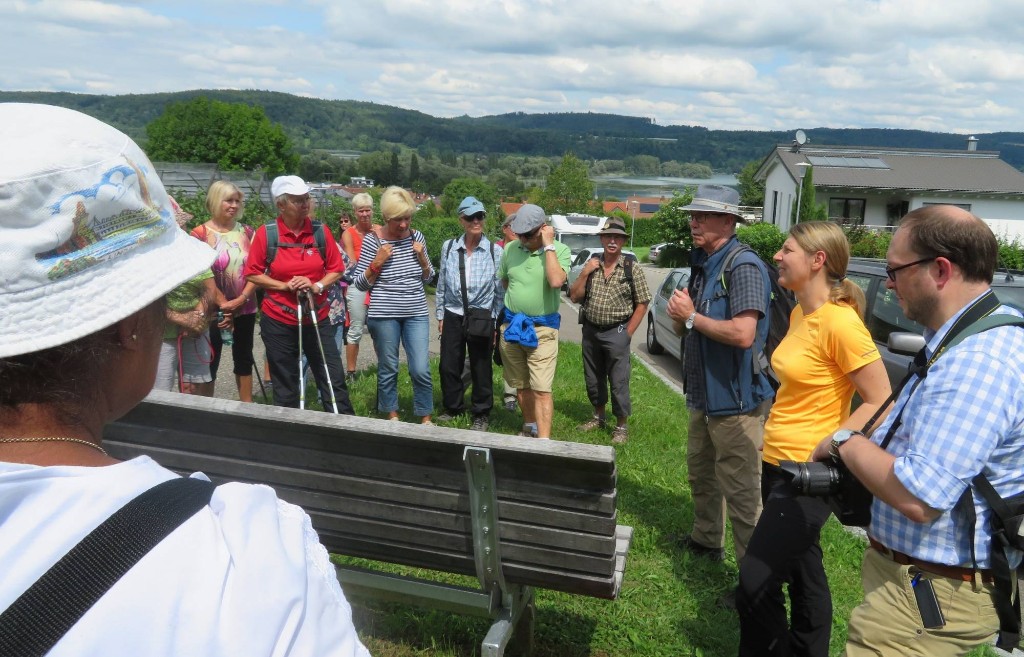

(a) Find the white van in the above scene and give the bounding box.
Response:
[549,213,610,257]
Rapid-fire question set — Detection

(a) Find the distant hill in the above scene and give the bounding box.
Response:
[3,89,1022,172]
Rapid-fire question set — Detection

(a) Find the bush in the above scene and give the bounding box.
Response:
[843,226,891,259]
[736,222,786,262]
[998,238,1024,270]
[624,216,663,246]
[657,243,690,267]
[413,217,464,268]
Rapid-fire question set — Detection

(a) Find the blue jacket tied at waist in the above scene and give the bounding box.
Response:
[503,308,561,348]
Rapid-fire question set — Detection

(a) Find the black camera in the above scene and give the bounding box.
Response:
[777,459,873,527]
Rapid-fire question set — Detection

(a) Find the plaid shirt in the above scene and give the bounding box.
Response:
[435,235,504,320]
[581,257,652,326]
[869,295,1024,568]
[683,257,766,411]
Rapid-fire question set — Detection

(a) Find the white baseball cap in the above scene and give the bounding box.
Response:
[0,103,216,358]
[271,175,311,200]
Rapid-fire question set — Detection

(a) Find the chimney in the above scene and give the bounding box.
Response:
[967,136,979,151]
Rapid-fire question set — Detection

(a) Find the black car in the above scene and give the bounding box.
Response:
[846,258,1024,389]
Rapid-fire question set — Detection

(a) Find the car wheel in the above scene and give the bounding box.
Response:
[647,314,664,354]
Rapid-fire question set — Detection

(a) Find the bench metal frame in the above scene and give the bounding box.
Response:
[335,447,534,656]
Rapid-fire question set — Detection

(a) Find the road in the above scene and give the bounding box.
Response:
[213,264,685,400]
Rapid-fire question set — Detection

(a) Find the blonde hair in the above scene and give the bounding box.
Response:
[788,221,866,318]
[351,192,373,210]
[379,186,416,221]
[205,180,244,222]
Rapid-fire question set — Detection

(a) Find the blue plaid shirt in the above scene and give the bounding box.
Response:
[435,235,504,320]
[869,293,1024,568]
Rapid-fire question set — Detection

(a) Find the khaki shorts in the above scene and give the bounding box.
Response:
[499,326,559,393]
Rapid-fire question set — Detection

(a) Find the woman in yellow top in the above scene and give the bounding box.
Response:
[736,222,890,657]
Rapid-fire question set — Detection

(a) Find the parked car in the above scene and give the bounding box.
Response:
[648,242,671,264]
[846,258,1024,389]
[564,247,637,290]
[646,266,691,361]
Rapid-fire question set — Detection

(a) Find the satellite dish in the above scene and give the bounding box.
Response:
[795,130,807,145]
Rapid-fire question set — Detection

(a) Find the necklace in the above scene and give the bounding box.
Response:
[0,437,107,456]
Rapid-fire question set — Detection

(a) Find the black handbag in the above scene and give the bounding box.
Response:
[459,248,496,339]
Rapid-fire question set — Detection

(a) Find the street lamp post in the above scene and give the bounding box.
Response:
[629,199,637,250]
[794,162,812,226]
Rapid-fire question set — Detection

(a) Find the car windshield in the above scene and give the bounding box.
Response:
[559,234,603,255]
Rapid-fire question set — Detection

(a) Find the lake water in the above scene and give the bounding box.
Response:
[592,173,739,200]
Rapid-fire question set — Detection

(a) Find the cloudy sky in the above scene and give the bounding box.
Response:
[3,0,1023,134]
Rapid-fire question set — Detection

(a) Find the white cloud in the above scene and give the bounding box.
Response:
[1,0,1023,133]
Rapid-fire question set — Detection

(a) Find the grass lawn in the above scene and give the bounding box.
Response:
[284,342,996,657]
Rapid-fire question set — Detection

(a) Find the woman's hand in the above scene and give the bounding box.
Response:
[412,241,430,268]
[220,296,246,313]
[372,243,394,267]
[178,309,209,337]
[216,312,233,331]
[287,276,314,292]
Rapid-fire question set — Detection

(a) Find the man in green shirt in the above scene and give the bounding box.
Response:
[497,204,571,439]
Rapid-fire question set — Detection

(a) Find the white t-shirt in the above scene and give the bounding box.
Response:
[0,455,371,657]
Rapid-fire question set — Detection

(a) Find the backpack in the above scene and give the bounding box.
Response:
[264,220,327,269]
[717,244,795,390]
[578,252,639,324]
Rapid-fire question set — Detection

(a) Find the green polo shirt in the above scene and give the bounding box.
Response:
[498,240,571,317]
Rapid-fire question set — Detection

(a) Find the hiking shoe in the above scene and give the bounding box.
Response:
[678,535,725,562]
[435,412,459,422]
[470,416,489,432]
[611,425,628,444]
[345,371,357,383]
[576,416,606,432]
[503,395,517,412]
[518,423,539,438]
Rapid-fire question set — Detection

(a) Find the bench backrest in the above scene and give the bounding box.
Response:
[104,391,624,599]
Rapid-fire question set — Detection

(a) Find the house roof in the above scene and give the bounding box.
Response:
[758,144,1024,196]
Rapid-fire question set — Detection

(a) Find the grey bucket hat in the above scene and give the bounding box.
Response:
[680,184,744,221]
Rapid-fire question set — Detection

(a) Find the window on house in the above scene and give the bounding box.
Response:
[923,202,972,211]
[828,198,866,223]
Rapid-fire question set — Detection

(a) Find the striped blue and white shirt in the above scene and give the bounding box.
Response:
[434,235,504,321]
[869,293,1024,568]
[353,230,434,319]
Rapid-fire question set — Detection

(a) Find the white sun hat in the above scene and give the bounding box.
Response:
[0,103,216,358]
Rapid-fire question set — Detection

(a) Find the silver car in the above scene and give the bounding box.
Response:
[646,266,691,361]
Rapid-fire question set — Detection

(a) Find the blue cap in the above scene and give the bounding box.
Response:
[458,196,486,216]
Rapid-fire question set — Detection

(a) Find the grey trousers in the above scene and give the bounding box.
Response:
[581,322,633,418]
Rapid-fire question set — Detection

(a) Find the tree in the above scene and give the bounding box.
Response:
[409,153,421,185]
[146,97,297,176]
[737,159,766,206]
[793,167,828,222]
[540,153,594,214]
[389,151,401,186]
[440,178,499,217]
[651,189,696,250]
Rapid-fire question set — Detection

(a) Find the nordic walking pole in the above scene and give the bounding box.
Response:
[297,289,305,410]
[303,289,340,414]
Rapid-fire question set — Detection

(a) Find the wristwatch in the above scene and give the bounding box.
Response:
[314,282,324,293]
[543,244,557,253]
[685,311,697,330]
[829,429,864,462]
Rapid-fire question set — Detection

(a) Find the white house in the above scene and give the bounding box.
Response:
[755,138,1024,240]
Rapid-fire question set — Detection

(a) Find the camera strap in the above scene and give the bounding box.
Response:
[864,290,1002,448]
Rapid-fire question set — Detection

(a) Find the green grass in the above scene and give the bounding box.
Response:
[262,343,999,654]
[271,344,999,657]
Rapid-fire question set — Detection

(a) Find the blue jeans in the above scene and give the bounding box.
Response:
[367,315,433,417]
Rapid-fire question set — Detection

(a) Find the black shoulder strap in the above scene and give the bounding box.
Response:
[458,246,471,321]
[265,222,280,269]
[444,238,454,262]
[0,477,215,657]
[311,220,327,262]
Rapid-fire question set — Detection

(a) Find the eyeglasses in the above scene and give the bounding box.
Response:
[462,213,485,223]
[689,213,729,225]
[885,257,936,282]
[517,227,540,240]
[287,195,311,205]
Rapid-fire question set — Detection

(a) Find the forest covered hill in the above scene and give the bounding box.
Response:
[3,88,1022,172]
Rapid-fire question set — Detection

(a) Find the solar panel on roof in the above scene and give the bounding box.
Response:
[805,156,889,169]
[639,203,661,213]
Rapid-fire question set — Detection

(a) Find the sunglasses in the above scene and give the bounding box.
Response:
[517,227,541,240]
[462,213,486,223]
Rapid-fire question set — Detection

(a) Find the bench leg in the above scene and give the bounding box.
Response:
[481,585,534,657]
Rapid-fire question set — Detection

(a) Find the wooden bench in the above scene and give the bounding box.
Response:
[104,391,632,656]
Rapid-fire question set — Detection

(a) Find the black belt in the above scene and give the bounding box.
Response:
[586,320,627,332]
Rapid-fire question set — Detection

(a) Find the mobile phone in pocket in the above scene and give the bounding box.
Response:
[912,573,945,629]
